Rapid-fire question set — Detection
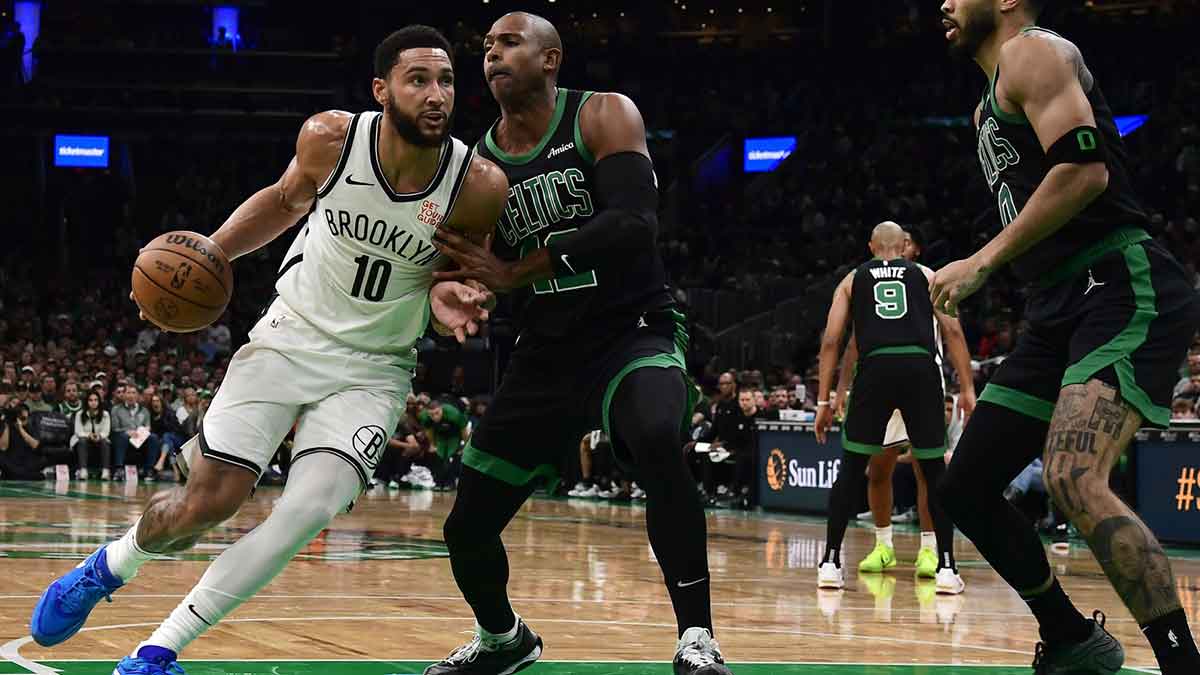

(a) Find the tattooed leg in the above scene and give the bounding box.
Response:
[135,453,257,554]
[1043,380,1182,623]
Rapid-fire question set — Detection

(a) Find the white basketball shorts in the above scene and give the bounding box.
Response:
[193,297,413,489]
[882,409,910,449]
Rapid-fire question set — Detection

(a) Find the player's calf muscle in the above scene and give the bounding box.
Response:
[1044,379,1182,622]
[136,472,252,552]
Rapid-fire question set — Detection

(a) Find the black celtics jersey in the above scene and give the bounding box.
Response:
[475,88,672,338]
[976,27,1148,284]
[851,258,936,359]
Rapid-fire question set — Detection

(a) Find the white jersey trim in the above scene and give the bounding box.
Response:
[315,112,362,198]
[367,114,453,202]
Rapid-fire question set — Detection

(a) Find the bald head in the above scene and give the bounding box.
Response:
[486,11,563,98]
[500,12,562,52]
[869,221,906,259]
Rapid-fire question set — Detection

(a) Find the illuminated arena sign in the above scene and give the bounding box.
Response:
[54,135,110,169]
[744,136,796,173]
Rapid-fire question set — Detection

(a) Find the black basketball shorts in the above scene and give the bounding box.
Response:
[980,236,1199,428]
[464,308,695,489]
[843,352,947,460]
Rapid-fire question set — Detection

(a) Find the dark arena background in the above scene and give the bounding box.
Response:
[1,1,1200,673]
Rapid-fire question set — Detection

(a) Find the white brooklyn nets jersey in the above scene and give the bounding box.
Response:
[276,111,474,355]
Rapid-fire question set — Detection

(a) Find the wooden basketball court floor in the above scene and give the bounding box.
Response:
[0,481,1195,674]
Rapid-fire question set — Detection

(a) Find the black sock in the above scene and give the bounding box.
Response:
[1023,579,1091,646]
[1142,609,1200,674]
[823,451,869,570]
[610,368,713,637]
[822,547,841,567]
[916,457,956,573]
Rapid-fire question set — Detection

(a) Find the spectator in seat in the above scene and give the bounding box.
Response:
[28,374,57,414]
[58,381,82,419]
[1172,397,1198,421]
[31,404,74,476]
[418,399,467,490]
[74,391,112,480]
[374,419,421,489]
[147,394,179,482]
[110,385,161,480]
[0,403,44,480]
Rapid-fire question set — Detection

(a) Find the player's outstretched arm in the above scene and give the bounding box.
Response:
[931,36,1109,316]
[210,111,351,261]
[815,272,854,444]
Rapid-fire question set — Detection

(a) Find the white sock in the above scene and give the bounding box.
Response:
[105,520,156,582]
[875,525,893,548]
[921,531,937,551]
[137,454,358,655]
[481,615,520,646]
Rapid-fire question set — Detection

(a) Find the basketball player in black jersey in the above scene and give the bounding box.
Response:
[932,1,1200,673]
[427,12,731,675]
[813,223,961,593]
[832,226,976,587]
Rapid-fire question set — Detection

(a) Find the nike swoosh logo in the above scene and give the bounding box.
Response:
[188,603,212,626]
[677,577,708,588]
[560,254,576,274]
[344,175,373,186]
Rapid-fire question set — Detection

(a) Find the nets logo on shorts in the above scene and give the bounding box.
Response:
[351,425,386,469]
[766,448,787,492]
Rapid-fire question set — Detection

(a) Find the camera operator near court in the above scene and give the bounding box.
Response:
[0,399,45,480]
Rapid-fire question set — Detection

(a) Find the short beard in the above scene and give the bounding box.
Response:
[385,95,447,148]
[947,6,997,60]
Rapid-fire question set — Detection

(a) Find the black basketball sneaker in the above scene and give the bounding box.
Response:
[423,618,543,675]
[1031,611,1125,674]
[674,627,734,675]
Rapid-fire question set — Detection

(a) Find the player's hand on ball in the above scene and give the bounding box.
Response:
[430,280,492,344]
[930,257,990,318]
[814,404,833,444]
[431,228,517,291]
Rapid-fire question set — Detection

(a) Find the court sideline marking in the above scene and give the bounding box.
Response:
[2,613,1163,675]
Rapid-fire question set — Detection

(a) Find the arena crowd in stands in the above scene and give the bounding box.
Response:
[4,3,1198,503]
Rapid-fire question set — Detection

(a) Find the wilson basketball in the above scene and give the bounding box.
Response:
[131,231,233,332]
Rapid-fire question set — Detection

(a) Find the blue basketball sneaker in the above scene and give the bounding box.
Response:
[31,546,124,646]
[115,647,184,675]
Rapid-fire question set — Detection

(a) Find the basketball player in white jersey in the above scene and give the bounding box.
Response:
[30,26,509,675]
[830,225,976,593]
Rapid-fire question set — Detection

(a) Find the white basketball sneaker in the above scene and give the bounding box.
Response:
[935,567,965,595]
[817,562,844,589]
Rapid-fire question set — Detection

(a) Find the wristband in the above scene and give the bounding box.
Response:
[817,401,830,407]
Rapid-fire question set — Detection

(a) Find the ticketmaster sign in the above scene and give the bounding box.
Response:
[744,136,796,173]
[54,135,110,168]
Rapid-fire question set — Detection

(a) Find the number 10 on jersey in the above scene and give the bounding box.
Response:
[351,254,391,301]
